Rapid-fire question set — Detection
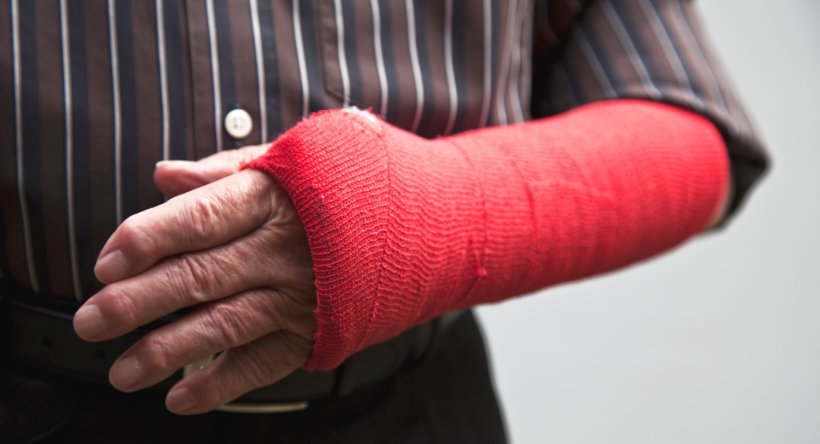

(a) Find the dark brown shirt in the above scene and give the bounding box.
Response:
[0,0,768,302]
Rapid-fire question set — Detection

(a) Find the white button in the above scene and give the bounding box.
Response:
[224,108,253,140]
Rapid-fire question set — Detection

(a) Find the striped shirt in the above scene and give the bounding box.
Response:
[0,0,768,302]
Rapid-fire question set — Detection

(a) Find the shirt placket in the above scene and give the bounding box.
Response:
[184,0,264,157]
[184,0,220,158]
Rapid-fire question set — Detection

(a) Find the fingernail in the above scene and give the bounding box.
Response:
[109,356,144,391]
[167,387,198,414]
[74,304,106,340]
[95,250,129,283]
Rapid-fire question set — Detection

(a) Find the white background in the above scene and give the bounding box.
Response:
[478,0,820,442]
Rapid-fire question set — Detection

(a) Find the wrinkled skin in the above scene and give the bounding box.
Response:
[73,145,317,415]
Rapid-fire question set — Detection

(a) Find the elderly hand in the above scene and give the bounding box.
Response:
[73,145,316,415]
[152,144,269,198]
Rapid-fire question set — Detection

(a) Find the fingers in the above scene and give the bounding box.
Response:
[107,288,315,393]
[153,162,213,198]
[94,169,274,284]
[75,226,300,341]
[165,330,312,415]
[154,144,270,197]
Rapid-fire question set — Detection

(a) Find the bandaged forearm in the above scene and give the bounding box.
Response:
[247,100,730,371]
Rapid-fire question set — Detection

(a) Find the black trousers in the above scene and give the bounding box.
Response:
[1,311,508,444]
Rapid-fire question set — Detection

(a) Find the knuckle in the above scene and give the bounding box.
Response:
[251,290,287,326]
[139,333,175,372]
[172,254,215,303]
[203,303,248,348]
[117,216,153,257]
[184,196,223,242]
[241,289,313,339]
[101,285,141,329]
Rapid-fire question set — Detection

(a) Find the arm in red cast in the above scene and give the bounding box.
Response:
[246,99,730,371]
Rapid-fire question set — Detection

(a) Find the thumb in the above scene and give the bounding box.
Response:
[153,143,270,197]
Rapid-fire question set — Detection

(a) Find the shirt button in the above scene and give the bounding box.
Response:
[224,108,253,140]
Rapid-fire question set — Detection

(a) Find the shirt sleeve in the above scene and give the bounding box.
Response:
[531,0,770,225]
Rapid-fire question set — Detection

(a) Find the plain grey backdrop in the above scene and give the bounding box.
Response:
[477,0,820,442]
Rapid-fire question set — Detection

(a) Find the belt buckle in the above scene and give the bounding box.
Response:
[183,355,309,414]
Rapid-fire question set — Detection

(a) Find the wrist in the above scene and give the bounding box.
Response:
[247,101,729,371]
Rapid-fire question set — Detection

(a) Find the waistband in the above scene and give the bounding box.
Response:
[0,281,463,412]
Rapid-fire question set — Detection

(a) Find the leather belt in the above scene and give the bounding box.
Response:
[1,285,462,413]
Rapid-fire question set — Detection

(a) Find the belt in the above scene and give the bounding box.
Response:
[1,284,462,413]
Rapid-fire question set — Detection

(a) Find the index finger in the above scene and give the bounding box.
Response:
[95,170,275,284]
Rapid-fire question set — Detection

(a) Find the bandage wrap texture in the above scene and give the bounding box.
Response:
[247,100,729,371]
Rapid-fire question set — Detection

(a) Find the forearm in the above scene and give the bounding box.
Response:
[248,99,729,371]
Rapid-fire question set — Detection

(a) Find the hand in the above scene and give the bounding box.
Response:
[73,158,316,415]
[153,143,269,197]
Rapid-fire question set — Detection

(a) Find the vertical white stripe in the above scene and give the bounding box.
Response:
[639,0,704,111]
[108,0,122,225]
[573,27,616,99]
[602,1,661,99]
[205,0,224,152]
[156,0,170,160]
[11,0,39,293]
[333,0,351,107]
[508,0,527,123]
[405,0,424,133]
[494,0,517,125]
[249,0,268,142]
[443,0,457,134]
[59,0,82,301]
[519,0,534,119]
[671,1,731,120]
[292,0,310,118]
[370,0,389,118]
[478,0,492,127]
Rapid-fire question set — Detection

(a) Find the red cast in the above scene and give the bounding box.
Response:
[247,100,730,371]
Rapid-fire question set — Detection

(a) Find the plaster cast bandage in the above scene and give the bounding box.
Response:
[246,100,730,371]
